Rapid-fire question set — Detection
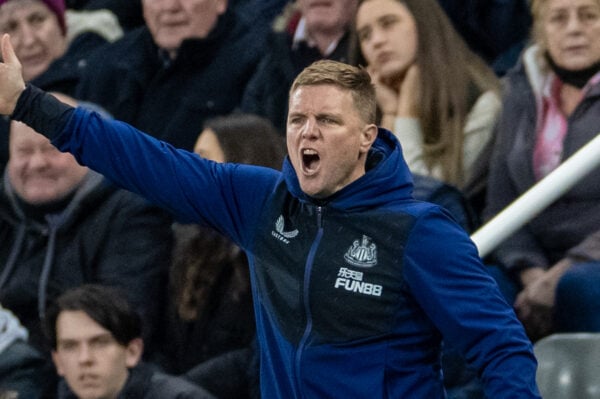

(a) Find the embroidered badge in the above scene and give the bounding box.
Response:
[344,235,377,267]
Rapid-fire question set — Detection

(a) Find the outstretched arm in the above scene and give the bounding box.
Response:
[0,35,278,249]
[0,35,26,116]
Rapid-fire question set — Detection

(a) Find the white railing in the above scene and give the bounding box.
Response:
[471,133,600,258]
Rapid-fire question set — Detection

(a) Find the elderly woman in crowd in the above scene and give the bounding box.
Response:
[483,0,600,341]
[0,0,121,172]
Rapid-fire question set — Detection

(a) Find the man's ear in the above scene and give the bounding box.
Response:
[359,124,378,154]
[51,350,65,376]
[125,338,144,368]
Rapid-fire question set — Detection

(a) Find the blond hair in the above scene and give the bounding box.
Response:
[290,60,377,124]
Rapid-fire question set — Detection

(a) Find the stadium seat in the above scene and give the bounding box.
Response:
[534,333,600,399]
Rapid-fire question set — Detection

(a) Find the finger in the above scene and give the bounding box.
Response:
[1,34,20,67]
[367,66,379,82]
[516,300,532,320]
[514,292,526,309]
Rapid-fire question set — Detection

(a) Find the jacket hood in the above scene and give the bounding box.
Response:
[283,128,414,211]
[0,170,113,321]
[520,45,549,100]
[0,305,28,354]
[1,170,111,232]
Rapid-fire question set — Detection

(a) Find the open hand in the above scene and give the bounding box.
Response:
[514,259,573,341]
[0,34,26,116]
[514,272,555,341]
[367,65,399,116]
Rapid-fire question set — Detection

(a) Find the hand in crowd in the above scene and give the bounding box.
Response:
[368,63,420,119]
[515,258,573,341]
[395,64,420,118]
[0,34,25,116]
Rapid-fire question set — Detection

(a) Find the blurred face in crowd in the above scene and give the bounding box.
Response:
[194,128,226,162]
[356,0,418,82]
[142,0,227,58]
[541,0,600,70]
[8,121,88,205]
[0,0,67,81]
[298,0,358,36]
[52,310,143,399]
[286,84,376,198]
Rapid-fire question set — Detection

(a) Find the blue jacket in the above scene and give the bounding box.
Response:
[14,87,540,398]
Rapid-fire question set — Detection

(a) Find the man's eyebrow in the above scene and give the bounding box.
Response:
[316,112,342,119]
[58,332,113,344]
[90,333,114,340]
[287,111,305,119]
[57,338,77,344]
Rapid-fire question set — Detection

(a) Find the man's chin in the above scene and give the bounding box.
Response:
[299,183,320,198]
[73,385,104,399]
[21,191,60,205]
[299,181,330,199]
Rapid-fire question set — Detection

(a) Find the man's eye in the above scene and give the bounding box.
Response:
[319,117,337,125]
[91,336,113,348]
[59,342,77,351]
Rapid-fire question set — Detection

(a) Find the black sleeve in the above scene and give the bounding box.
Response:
[11,85,74,141]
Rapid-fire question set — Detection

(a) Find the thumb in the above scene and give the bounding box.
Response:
[1,34,20,67]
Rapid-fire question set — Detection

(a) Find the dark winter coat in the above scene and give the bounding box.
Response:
[74,9,265,150]
[57,362,216,399]
[0,171,173,354]
[240,28,351,133]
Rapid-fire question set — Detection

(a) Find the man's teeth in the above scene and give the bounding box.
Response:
[303,149,317,155]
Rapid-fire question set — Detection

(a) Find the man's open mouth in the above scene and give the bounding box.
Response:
[302,149,320,173]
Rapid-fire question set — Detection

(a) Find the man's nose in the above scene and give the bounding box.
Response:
[301,118,319,138]
[78,344,94,364]
[27,151,49,170]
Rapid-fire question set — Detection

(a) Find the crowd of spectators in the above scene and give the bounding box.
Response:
[2,0,599,398]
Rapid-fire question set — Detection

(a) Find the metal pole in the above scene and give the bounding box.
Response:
[471,133,600,258]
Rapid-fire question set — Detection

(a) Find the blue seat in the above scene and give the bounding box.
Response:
[534,333,600,399]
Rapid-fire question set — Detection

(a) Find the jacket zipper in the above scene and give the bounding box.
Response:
[293,205,324,398]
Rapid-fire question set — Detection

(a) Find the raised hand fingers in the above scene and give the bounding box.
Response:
[0,34,25,115]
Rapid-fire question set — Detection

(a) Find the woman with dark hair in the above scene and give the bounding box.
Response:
[194,113,285,169]
[352,0,501,205]
[159,114,285,379]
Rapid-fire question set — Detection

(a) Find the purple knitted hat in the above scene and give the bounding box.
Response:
[0,0,67,35]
